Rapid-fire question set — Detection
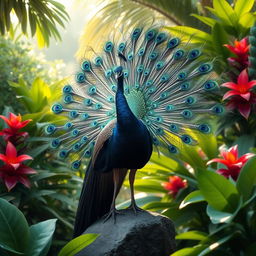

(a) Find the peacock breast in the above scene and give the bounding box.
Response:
[109,120,152,169]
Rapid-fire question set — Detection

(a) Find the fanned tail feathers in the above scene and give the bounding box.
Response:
[46,25,223,168]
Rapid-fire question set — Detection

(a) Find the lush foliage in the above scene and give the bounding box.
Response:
[0,34,64,114]
[0,0,69,47]
[0,198,56,256]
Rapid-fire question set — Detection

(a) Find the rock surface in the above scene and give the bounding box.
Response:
[75,209,176,256]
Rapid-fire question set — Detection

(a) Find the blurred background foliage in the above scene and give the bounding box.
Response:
[0,0,256,255]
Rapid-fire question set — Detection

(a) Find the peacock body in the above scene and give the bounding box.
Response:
[45,25,223,237]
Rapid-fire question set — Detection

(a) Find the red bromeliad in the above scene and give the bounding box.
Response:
[0,141,36,191]
[162,176,187,197]
[221,69,256,119]
[224,38,249,68]
[0,113,31,141]
[0,164,36,191]
[207,145,254,181]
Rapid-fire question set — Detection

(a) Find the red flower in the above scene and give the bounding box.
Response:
[0,142,35,191]
[0,113,31,141]
[221,69,256,119]
[0,142,32,169]
[207,145,254,181]
[0,164,36,191]
[162,176,187,197]
[224,38,249,67]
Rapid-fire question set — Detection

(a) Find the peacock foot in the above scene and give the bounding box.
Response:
[127,203,144,215]
[103,208,123,223]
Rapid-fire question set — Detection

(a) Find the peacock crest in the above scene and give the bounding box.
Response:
[45,25,223,169]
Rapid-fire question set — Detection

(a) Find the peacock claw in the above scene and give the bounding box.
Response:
[103,208,123,223]
[127,203,144,215]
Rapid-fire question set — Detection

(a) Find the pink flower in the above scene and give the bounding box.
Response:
[221,69,256,119]
[207,145,254,181]
[0,113,31,141]
[0,142,36,191]
[224,38,249,67]
[162,176,187,197]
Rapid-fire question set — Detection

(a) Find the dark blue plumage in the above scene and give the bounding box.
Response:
[46,25,224,237]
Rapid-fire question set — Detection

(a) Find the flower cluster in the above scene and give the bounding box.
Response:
[223,38,256,119]
[0,113,35,191]
[162,176,187,197]
[207,145,254,181]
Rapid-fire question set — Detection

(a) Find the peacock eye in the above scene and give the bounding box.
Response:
[104,41,114,52]
[52,103,63,114]
[76,72,86,83]
[81,60,91,72]
[167,38,180,49]
[63,85,72,93]
[94,56,103,66]
[168,144,178,153]
[199,63,212,73]
[174,49,184,60]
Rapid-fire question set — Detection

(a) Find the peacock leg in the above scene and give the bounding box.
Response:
[127,169,143,214]
[104,168,123,223]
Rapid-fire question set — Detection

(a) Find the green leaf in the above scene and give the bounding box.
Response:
[26,219,57,256]
[213,0,238,26]
[198,233,235,256]
[176,231,208,241]
[197,171,239,212]
[58,234,99,256]
[0,198,29,254]
[233,135,255,157]
[191,14,216,27]
[167,26,212,44]
[211,23,229,59]
[171,245,207,256]
[206,205,235,224]
[180,190,205,209]
[237,156,256,201]
[133,179,166,193]
[234,0,255,17]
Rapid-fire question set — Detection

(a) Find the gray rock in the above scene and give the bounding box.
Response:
[75,209,176,256]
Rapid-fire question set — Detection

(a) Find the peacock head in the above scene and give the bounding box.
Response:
[114,66,123,79]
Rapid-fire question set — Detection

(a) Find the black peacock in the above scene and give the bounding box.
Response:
[45,25,223,238]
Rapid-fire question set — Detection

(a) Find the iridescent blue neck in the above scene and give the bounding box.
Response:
[116,74,137,128]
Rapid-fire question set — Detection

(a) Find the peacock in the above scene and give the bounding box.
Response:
[45,25,223,238]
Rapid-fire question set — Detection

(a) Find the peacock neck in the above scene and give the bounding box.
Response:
[116,74,138,129]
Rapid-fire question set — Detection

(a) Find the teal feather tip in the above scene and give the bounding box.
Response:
[59,149,69,159]
[52,103,63,114]
[212,104,224,115]
[51,138,60,148]
[76,72,86,83]
[45,124,56,135]
[181,134,193,144]
[104,41,114,52]
[72,160,81,169]
[198,124,211,134]
[81,60,91,72]
[168,144,178,154]
[167,37,180,49]
[63,85,72,93]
